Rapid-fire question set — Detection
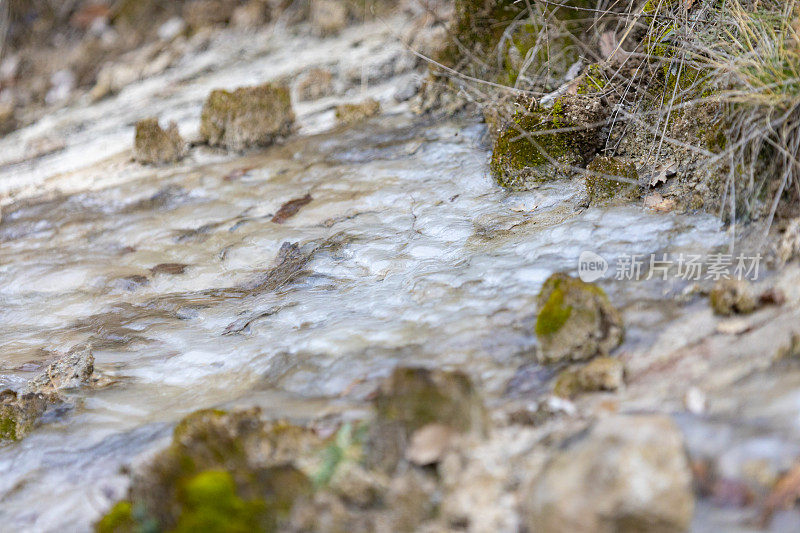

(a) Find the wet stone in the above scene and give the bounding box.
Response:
[133,118,186,165]
[535,273,624,365]
[200,82,295,151]
[553,357,625,399]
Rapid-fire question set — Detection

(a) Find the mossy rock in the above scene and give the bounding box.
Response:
[98,408,318,532]
[709,279,757,316]
[489,95,607,189]
[200,82,295,151]
[366,367,487,471]
[133,118,186,166]
[0,393,49,442]
[585,156,640,205]
[95,501,136,533]
[535,273,624,365]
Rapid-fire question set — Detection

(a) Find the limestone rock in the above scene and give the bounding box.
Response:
[535,273,624,364]
[133,118,186,165]
[294,68,335,102]
[310,0,348,36]
[524,415,694,533]
[200,82,295,150]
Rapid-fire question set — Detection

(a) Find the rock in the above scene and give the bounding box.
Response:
[366,367,487,471]
[553,357,625,399]
[24,344,95,394]
[310,0,348,36]
[405,423,456,466]
[535,273,624,365]
[335,99,381,126]
[1,345,94,442]
[99,409,318,531]
[294,68,335,102]
[133,118,186,165]
[0,99,16,135]
[709,279,757,316]
[158,17,187,41]
[585,156,640,204]
[524,415,694,533]
[778,218,800,264]
[490,95,608,189]
[0,392,50,442]
[199,82,295,151]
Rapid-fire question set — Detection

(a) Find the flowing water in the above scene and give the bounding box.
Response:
[1,13,784,533]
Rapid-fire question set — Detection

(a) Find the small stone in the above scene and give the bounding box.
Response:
[644,192,677,212]
[133,118,186,165]
[157,17,187,41]
[294,68,334,102]
[778,218,800,264]
[553,357,625,399]
[335,99,381,126]
[310,0,348,36]
[183,0,238,29]
[24,344,95,394]
[200,82,295,151]
[405,423,456,466]
[535,273,624,365]
[524,415,694,533]
[709,278,757,316]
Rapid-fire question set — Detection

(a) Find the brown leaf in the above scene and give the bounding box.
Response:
[150,263,188,275]
[648,161,678,188]
[271,194,313,224]
[599,31,631,64]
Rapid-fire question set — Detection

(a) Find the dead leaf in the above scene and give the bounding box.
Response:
[760,463,800,527]
[643,193,676,212]
[648,161,678,188]
[599,31,631,64]
[150,263,188,275]
[405,423,456,466]
[271,194,313,224]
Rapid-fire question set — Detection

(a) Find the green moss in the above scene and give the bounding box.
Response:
[576,64,608,95]
[175,470,265,533]
[585,156,640,204]
[0,411,18,441]
[535,278,573,337]
[490,99,578,188]
[95,501,136,533]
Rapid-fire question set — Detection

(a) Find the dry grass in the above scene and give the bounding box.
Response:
[424,0,800,228]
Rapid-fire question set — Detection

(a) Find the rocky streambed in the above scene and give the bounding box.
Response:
[1,3,800,533]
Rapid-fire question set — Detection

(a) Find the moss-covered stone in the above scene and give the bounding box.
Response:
[585,156,640,204]
[335,99,381,126]
[535,273,624,365]
[133,118,186,165]
[0,393,49,442]
[709,279,757,316]
[200,82,295,151]
[490,95,607,189]
[98,408,317,532]
[366,367,486,472]
[95,501,136,533]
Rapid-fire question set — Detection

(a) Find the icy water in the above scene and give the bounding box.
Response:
[0,13,756,532]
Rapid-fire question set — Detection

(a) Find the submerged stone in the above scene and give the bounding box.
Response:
[524,415,694,533]
[335,99,381,126]
[200,82,295,151]
[535,273,624,365]
[133,118,186,165]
